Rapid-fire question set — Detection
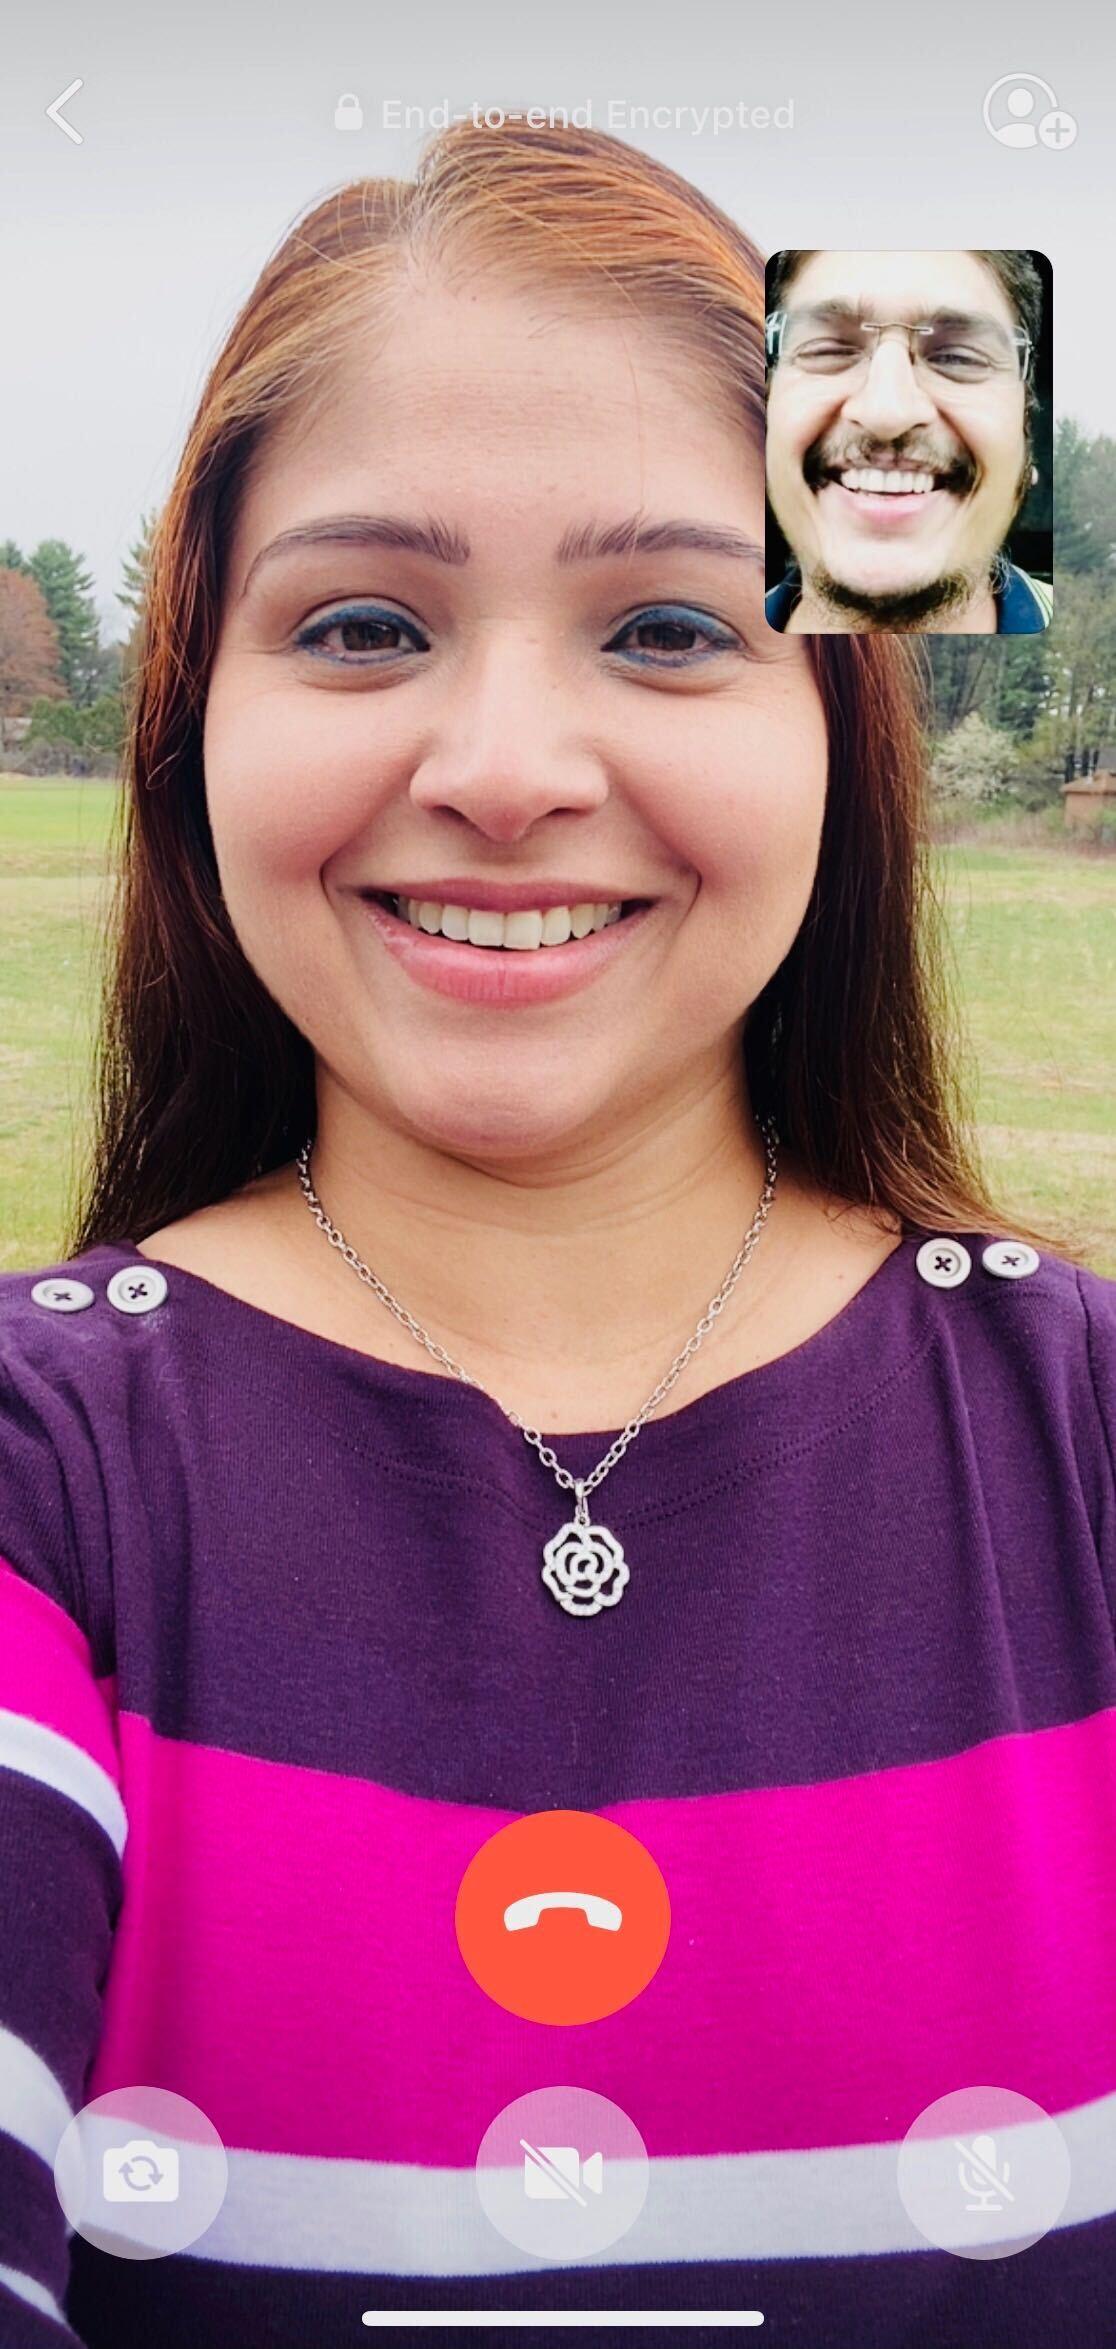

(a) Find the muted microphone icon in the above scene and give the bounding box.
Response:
[955,2133,1014,2212]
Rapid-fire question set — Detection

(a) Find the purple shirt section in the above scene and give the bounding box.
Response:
[0,1223,1114,2347]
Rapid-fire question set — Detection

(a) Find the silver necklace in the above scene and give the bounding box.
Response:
[295,1115,780,1618]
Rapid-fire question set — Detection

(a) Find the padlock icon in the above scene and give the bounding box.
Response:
[334,93,363,131]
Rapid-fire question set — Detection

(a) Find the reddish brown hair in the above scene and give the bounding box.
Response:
[66,122,1075,1260]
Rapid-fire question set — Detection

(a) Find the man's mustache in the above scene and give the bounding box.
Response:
[803,438,978,493]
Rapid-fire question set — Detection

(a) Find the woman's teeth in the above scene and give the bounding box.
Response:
[390,898,625,949]
[837,468,937,495]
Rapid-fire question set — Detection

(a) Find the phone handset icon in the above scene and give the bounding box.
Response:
[503,1890,623,1933]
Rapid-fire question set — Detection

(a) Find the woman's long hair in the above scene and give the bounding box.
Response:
[66,122,1076,1259]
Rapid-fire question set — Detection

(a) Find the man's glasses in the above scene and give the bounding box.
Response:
[765,308,1032,391]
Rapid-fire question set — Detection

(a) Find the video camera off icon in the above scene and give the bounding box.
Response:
[522,2140,605,2201]
[477,2087,649,2258]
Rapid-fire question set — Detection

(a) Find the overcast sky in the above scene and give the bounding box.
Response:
[2,0,1107,636]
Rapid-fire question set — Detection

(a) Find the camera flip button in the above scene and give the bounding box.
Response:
[54,2086,227,2259]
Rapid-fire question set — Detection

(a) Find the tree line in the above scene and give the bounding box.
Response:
[2,422,1116,795]
[0,517,155,770]
[925,419,1116,807]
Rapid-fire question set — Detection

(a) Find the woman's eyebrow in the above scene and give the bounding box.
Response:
[239,514,470,597]
[556,515,765,566]
[239,511,764,598]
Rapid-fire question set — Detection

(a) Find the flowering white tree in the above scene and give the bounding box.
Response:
[931,711,1020,804]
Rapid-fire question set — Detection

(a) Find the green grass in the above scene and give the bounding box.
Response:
[926,845,1115,1271]
[1,778,1114,1275]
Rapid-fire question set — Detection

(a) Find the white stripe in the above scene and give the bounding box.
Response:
[361,2318,765,2329]
[0,1706,126,1858]
[1027,574,1055,620]
[187,2088,1116,2274]
[0,2025,73,2169]
[0,2260,72,2333]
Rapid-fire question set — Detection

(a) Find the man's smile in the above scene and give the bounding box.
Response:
[814,475,966,530]
[802,444,977,533]
[835,467,940,496]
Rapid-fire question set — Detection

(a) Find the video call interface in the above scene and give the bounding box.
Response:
[2,4,1114,2345]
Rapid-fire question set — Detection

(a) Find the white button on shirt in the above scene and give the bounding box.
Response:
[915,1239,972,1289]
[982,1240,1040,1280]
[105,1266,168,1315]
[30,1277,95,1313]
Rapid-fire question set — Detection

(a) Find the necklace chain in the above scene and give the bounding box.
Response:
[294,1114,781,1510]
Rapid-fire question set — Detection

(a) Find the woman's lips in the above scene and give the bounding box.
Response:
[355,892,658,1006]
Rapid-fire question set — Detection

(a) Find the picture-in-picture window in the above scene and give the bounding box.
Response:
[763,248,1053,636]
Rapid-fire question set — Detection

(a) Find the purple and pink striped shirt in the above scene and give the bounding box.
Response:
[1,1225,1115,2346]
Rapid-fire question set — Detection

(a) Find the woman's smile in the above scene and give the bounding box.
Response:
[353,886,661,1006]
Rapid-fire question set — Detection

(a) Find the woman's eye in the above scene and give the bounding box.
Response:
[293,605,426,662]
[605,606,738,663]
[291,601,737,670]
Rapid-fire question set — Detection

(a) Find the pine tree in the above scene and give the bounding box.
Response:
[1052,420,1116,576]
[118,509,158,621]
[27,540,102,707]
[118,509,159,683]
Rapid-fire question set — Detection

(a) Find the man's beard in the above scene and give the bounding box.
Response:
[792,440,1034,632]
[804,563,982,632]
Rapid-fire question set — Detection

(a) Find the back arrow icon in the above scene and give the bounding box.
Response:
[46,79,83,145]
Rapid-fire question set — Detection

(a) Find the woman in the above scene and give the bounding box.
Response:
[1,122,1113,2348]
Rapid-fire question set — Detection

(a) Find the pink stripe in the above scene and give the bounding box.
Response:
[91,1706,1116,2164]
[0,1557,120,1782]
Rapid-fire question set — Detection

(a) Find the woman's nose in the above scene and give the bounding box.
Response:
[406,639,609,835]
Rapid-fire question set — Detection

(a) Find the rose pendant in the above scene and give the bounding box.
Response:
[541,1483,630,1617]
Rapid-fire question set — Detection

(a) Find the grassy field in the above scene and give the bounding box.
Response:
[1,776,1114,1276]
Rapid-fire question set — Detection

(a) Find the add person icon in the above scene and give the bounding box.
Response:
[982,74,1076,150]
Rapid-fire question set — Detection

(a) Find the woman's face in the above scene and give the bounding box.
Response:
[205,279,829,1164]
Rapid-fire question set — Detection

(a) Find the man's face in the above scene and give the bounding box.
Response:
[765,250,1029,622]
